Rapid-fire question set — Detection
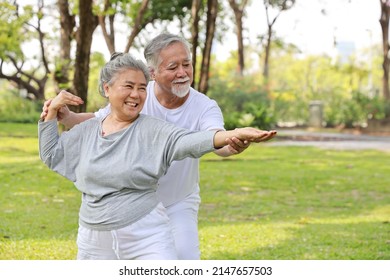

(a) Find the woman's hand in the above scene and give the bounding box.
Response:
[43,90,84,121]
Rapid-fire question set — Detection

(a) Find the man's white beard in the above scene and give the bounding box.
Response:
[172,81,190,98]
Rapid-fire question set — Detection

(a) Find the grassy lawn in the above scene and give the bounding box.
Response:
[0,122,389,260]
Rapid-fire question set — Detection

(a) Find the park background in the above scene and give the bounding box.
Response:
[0,0,389,260]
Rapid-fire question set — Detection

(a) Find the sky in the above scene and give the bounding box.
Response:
[212,0,381,61]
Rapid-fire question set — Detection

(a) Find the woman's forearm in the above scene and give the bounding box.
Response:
[213,130,237,148]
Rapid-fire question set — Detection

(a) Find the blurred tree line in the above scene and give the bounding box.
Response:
[0,0,388,130]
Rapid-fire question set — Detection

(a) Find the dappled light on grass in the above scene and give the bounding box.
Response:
[0,137,38,156]
[304,205,390,225]
[0,239,77,260]
[199,222,300,260]
[199,209,390,259]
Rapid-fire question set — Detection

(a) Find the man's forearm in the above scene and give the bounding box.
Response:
[61,112,95,129]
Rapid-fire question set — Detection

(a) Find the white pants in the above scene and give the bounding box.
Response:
[76,203,177,260]
[165,190,201,260]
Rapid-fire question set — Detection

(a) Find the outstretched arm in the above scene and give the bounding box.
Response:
[213,128,276,149]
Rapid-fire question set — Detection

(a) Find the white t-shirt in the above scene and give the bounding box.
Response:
[95,81,225,206]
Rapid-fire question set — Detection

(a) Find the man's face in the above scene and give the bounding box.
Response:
[154,42,193,97]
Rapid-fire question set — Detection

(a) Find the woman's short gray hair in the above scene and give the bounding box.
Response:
[144,33,191,72]
[98,52,150,97]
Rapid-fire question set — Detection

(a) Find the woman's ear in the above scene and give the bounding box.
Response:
[103,83,109,97]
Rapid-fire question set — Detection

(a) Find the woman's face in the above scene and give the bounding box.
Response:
[104,69,147,121]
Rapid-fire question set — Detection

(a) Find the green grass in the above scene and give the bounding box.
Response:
[0,122,389,260]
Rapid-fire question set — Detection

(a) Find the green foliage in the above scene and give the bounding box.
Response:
[0,87,42,123]
[0,2,32,59]
[142,0,192,21]
[365,96,390,120]
[264,45,384,127]
[1,123,389,259]
[208,75,275,130]
[87,52,109,112]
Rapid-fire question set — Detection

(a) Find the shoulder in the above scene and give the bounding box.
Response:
[71,116,100,132]
[138,114,184,136]
[138,114,169,126]
[188,87,219,108]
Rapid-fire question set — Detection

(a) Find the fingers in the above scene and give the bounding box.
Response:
[252,130,277,143]
[40,99,52,120]
[237,128,277,143]
[50,90,84,111]
[56,90,84,106]
[226,137,250,154]
[40,111,47,120]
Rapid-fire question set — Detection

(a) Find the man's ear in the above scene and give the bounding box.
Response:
[149,67,155,80]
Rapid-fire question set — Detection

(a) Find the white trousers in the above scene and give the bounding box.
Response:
[76,203,177,260]
[165,190,201,260]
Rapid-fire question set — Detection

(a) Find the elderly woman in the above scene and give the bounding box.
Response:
[38,53,276,260]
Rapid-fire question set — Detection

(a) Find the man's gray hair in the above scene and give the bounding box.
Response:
[98,52,150,97]
[144,33,191,71]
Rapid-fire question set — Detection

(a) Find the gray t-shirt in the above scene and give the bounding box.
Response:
[38,114,216,231]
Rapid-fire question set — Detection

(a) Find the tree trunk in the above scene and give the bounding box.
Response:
[228,0,248,76]
[263,24,272,80]
[71,0,98,113]
[55,0,75,92]
[198,0,218,94]
[191,0,202,88]
[380,0,390,101]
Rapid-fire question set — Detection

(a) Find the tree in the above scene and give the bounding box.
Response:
[379,0,390,101]
[228,0,249,76]
[97,0,117,55]
[97,0,192,55]
[190,0,202,87]
[55,0,75,92]
[71,0,98,113]
[0,1,50,101]
[198,0,218,94]
[262,0,295,89]
[123,0,150,53]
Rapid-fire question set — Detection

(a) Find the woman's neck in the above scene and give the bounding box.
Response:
[101,114,138,136]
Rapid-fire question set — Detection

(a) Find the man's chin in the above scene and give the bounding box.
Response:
[172,85,190,98]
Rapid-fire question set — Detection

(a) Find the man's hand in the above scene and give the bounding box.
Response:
[225,137,250,155]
